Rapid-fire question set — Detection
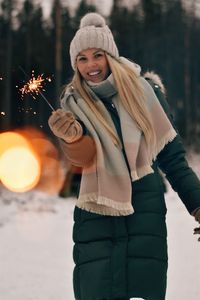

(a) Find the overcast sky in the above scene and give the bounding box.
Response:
[36,0,114,17]
[33,0,141,17]
[0,0,199,19]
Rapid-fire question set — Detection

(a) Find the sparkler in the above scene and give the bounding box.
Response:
[18,67,55,111]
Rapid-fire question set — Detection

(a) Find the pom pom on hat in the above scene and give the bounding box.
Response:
[69,12,119,70]
[80,13,106,28]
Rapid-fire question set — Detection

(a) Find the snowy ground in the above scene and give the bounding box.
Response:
[0,152,200,300]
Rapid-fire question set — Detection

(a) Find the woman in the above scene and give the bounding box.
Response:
[48,13,200,300]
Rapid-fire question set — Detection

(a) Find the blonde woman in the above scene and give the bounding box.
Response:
[48,13,200,300]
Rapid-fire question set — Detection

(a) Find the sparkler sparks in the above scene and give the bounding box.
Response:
[18,68,55,111]
[18,107,38,115]
[19,71,47,99]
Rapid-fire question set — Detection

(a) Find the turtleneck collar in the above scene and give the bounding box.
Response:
[84,57,141,100]
[85,73,117,100]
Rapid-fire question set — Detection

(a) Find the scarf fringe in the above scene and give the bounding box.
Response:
[76,194,134,216]
[62,74,178,217]
[152,128,177,161]
[76,129,177,216]
[131,128,177,182]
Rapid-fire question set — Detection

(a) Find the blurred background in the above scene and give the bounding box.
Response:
[1,0,200,143]
[0,1,200,300]
[1,0,200,197]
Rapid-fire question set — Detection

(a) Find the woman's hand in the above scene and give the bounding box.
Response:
[48,109,83,143]
[192,208,200,241]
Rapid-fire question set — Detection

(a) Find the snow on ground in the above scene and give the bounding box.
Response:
[0,152,200,300]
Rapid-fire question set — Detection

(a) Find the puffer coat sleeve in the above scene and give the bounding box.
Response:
[149,81,200,214]
[157,134,200,215]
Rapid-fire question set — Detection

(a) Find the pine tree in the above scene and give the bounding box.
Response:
[0,0,14,129]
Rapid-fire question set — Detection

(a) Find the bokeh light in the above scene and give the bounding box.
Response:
[0,129,65,194]
[0,146,41,192]
[0,131,29,156]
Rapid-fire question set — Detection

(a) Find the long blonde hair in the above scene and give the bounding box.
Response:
[65,53,156,147]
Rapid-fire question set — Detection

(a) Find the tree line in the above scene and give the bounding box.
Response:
[0,0,200,147]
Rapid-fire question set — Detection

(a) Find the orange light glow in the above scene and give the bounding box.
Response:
[0,146,41,192]
[0,132,29,156]
[0,129,64,194]
[36,156,64,194]
[31,138,65,194]
[0,132,41,192]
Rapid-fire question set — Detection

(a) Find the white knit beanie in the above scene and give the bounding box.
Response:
[69,12,119,70]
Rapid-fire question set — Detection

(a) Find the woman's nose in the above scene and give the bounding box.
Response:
[87,59,97,68]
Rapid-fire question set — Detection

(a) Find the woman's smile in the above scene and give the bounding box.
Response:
[76,48,110,83]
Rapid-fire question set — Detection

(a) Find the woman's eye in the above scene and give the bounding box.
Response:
[78,57,86,62]
[95,53,103,58]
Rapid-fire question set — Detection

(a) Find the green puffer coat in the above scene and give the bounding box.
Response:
[72,79,200,300]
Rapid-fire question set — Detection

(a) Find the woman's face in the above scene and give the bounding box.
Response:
[76,48,110,83]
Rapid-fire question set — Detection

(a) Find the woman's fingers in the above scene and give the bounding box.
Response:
[48,108,83,142]
[48,109,74,128]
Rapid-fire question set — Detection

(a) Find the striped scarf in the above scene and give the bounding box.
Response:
[61,61,177,216]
